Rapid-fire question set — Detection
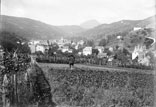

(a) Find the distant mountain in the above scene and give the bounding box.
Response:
[58,25,86,36]
[0,15,67,40]
[80,19,100,29]
[78,15,156,40]
[1,15,155,42]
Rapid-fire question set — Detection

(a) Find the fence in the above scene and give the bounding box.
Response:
[36,55,154,70]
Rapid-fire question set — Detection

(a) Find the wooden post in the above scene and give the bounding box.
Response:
[2,74,10,107]
[13,74,18,107]
[2,83,6,107]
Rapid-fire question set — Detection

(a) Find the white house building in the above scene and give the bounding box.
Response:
[36,45,46,53]
[83,47,92,56]
[77,40,85,45]
[61,46,69,53]
[132,44,151,66]
[61,46,73,53]
[29,40,40,45]
[28,44,36,53]
[57,37,71,48]
[133,27,142,31]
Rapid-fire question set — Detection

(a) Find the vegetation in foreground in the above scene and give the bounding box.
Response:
[45,67,154,107]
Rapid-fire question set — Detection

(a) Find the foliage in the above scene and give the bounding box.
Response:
[48,43,59,56]
[98,38,108,46]
[124,28,154,51]
[0,31,30,53]
[85,40,94,47]
[92,49,99,55]
[115,48,130,64]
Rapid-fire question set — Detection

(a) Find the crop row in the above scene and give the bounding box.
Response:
[46,68,154,107]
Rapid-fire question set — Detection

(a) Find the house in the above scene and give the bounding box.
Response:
[75,45,79,50]
[108,47,113,52]
[132,45,146,60]
[78,52,82,55]
[36,44,49,53]
[83,47,92,56]
[138,52,150,66]
[133,27,142,31]
[40,40,49,46]
[36,45,45,53]
[48,40,57,44]
[95,46,104,54]
[29,40,40,45]
[77,40,84,45]
[71,42,76,46]
[132,45,139,60]
[68,49,73,53]
[57,37,71,48]
[61,46,69,53]
[132,44,151,66]
[61,46,73,53]
[28,44,36,53]
[117,35,122,39]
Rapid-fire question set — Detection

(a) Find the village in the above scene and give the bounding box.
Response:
[27,27,155,68]
[0,0,155,106]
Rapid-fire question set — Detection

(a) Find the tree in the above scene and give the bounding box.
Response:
[92,49,99,55]
[48,43,59,56]
[122,48,130,55]
[0,31,30,53]
[104,48,112,56]
[98,38,107,46]
[85,40,94,47]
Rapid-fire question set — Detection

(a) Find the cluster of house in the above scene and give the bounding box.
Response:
[28,37,110,57]
[28,37,85,54]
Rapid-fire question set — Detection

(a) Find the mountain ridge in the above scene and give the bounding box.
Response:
[77,15,156,40]
[80,19,100,29]
[0,15,68,40]
[0,15,155,41]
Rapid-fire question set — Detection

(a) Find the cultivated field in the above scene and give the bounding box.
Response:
[40,63,155,107]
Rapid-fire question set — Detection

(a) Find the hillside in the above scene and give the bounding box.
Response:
[137,15,156,29]
[78,16,156,40]
[0,15,155,41]
[58,25,86,36]
[79,20,141,40]
[0,15,67,40]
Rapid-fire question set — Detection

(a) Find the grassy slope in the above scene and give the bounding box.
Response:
[1,15,66,40]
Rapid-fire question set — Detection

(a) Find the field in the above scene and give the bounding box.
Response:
[40,63,155,107]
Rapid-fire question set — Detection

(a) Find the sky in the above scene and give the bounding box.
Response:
[1,0,156,25]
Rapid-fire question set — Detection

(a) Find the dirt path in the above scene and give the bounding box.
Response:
[39,63,154,75]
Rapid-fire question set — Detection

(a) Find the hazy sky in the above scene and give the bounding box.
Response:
[1,0,156,25]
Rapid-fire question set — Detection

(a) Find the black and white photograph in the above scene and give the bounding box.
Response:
[0,0,156,107]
